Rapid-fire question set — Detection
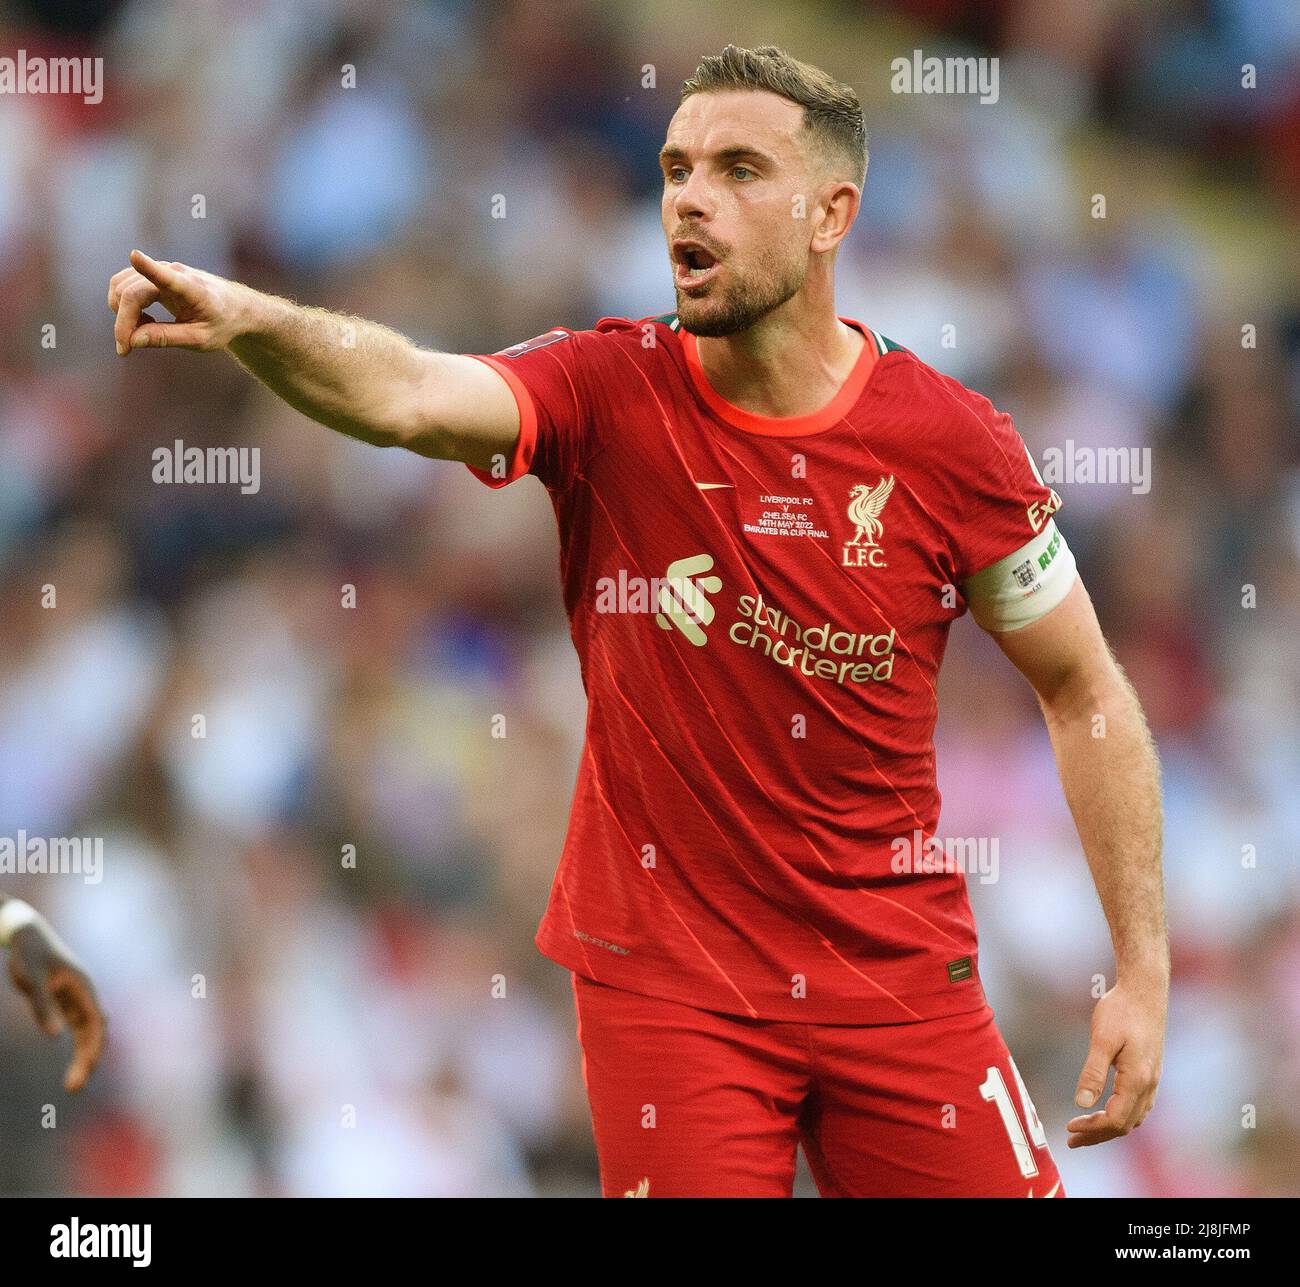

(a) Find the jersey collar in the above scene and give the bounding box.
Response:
[679,317,879,437]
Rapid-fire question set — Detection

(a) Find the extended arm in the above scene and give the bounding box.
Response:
[108,250,520,472]
[990,577,1167,1148]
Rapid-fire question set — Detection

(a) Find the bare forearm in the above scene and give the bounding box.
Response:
[108,251,521,470]
[1040,659,1168,988]
[996,583,1167,1142]
[227,288,432,447]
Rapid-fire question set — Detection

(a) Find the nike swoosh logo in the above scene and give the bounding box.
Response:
[695,482,734,491]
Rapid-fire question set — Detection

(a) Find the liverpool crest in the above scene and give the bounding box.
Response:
[842,476,894,568]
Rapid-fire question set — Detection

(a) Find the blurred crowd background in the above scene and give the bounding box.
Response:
[0,0,1297,1197]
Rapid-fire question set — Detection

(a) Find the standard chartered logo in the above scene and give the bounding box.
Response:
[638,555,896,688]
[654,553,721,647]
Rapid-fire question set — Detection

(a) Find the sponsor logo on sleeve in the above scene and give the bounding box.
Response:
[1023,443,1064,532]
[1026,488,1063,533]
[495,329,571,359]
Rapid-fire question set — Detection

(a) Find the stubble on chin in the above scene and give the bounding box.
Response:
[675,274,801,338]
[675,293,731,338]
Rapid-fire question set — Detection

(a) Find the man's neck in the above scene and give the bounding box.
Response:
[693,297,865,419]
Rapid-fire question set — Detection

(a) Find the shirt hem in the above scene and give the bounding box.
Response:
[537,923,989,1027]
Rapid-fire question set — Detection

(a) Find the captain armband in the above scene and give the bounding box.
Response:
[963,520,1078,633]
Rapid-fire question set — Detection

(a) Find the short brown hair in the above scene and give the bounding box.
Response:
[681,45,867,186]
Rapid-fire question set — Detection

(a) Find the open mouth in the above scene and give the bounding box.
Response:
[673,241,721,289]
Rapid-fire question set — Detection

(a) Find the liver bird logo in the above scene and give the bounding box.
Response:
[845,476,895,548]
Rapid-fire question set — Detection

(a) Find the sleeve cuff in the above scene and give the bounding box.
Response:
[463,354,538,488]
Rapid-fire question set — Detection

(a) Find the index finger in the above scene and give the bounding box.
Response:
[128,250,195,299]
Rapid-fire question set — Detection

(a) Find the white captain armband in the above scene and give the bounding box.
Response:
[963,520,1077,633]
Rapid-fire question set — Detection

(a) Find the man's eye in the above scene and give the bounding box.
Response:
[666,167,688,183]
[732,166,754,180]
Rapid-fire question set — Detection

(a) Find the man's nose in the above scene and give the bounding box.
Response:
[672,171,716,223]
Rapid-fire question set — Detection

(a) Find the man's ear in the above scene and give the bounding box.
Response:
[810,180,860,254]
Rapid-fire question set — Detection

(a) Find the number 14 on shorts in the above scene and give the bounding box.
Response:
[981,1058,1050,1179]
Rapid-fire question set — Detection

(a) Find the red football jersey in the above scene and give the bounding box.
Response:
[466,315,1064,1023]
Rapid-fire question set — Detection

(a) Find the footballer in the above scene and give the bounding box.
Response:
[107,45,1167,1197]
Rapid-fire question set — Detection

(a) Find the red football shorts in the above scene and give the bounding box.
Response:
[572,973,1065,1198]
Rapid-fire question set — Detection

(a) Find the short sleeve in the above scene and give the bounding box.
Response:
[951,398,1065,581]
[462,328,598,491]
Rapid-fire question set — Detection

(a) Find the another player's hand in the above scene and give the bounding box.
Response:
[1068,976,1166,1148]
[108,250,251,356]
[8,919,106,1093]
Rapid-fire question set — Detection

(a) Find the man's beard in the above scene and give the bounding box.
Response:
[675,254,804,337]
